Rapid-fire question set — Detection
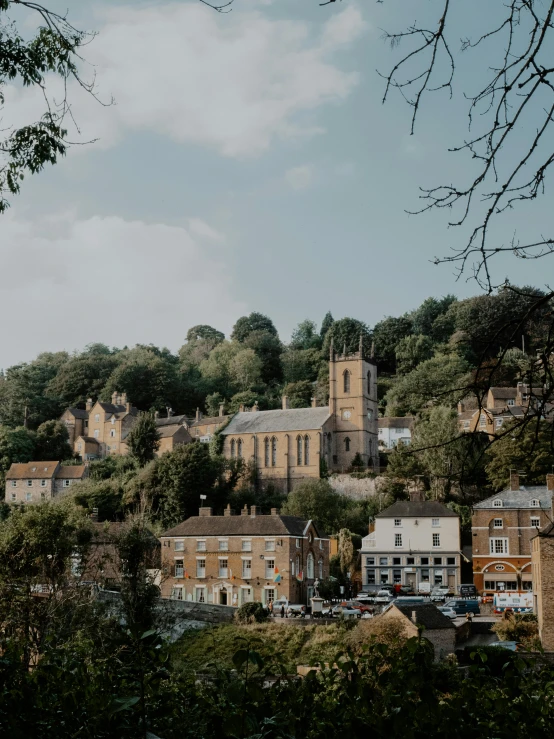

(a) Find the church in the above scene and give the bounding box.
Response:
[60,341,378,492]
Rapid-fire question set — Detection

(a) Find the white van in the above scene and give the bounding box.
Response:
[493,592,533,614]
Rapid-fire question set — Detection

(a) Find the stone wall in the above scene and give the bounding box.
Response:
[162,598,235,624]
[329,474,387,500]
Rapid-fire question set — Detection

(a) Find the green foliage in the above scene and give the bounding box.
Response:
[323,317,372,358]
[395,333,434,374]
[281,479,347,535]
[290,319,322,350]
[319,311,334,339]
[126,412,160,467]
[281,347,322,384]
[235,602,269,624]
[485,419,554,490]
[186,324,225,344]
[72,477,126,521]
[242,330,283,385]
[350,452,364,469]
[283,380,314,408]
[337,528,355,574]
[230,348,263,390]
[372,315,413,372]
[45,351,119,406]
[493,613,539,648]
[231,312,278,343]
[0,425,36,474]
[205,391,225,417]
[410,295,457,340]
[34,419,72,461]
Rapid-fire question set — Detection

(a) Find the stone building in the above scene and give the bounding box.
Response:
[531,520,554,650]
[380,602,456,658]
[160,506,329,607]
[361,491,461,592]
[5,461,88,503]
[472,472,554,593]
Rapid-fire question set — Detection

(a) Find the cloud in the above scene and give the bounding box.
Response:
[284,164,314,190]
[0,212,246,367]
[3,3,366,158]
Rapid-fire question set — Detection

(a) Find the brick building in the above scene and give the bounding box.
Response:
[5,461,88,504]
[472,472,554,593]
[531,521,554,650]
[160,506,329,607]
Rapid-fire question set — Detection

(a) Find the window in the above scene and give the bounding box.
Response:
[489,538,509,555]
[493,499,503,508]
[367,569,376,585]
[432,533,440,548]
[406,557,415,565]
[393,569,402,583]
[433,557,442,565]
[392,557,401,565]
[10,493,16,502]
[421,569,430,581]
[531,517,541,528]
[174,560,184,578]
[171,586,183,601]
[94,429,99,439]
[265,558,275,579]
[307,552,315,579]
[264,437,270,467]
[26,480,32,488]
[10,481,16,488]
[447,557,456,565]
[40,480,46,487]
[394,518,402,527]
[111,416,115,424]
[434,572,443,585]
[295,554,300,576]
[379,557,388,566]
[495,418,503,428]
[432,518,440,527]
[493,518,503,528]
[175,540,184,551]
[196,559,206,578]
[242,559,252,578]
[297,436,303,466]
[367,370,371,394]
[271,437,277,466]
[394,533,402,548]
[237,439,243,458]
[366,557,375,566]
[218,539,229,551]
[218,559,228,578]
[296,538,301,548]
[265,539,275,552]
[63,480,70,488]
[343,370,351,393]
[95,414,100,422]
[40,492,46,501]
[265,588,275,605]
[479,414,487,427]
[196,587,206,603]
[230,439,236,458]
[196,540,206,552]
[421,557,429,565]
[530,499,540,508]
[345,437,351,452]
[380,571,389,584]
[507,399,515,407]
[318,558,324,578]
[106,445,111,452]
[241,539,252,552]
[110,429,115,438]
[304,435,310,466]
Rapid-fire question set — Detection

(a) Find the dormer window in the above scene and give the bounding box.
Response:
[530,499,540,508]
[507,399,515,407]
[493,499,503,508]
[111,417,115,424]
[31,467,36,472]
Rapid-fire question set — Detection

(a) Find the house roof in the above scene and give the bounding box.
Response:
[536,522,554,537]
[6,461,59,479]
[189,414,230,428]
[376,501,458,518]
[221,408,331,435]
[162,514,321,538]
[56,465,87,480]
[473,487,553,510]
[458,410,475,421]
[67,407,88,419]
[490,387,517,400]
[378,416,415,430]
[156,414,189,428]
[393,603,455,630]
[77,436,100,445]
[157,425,192,440]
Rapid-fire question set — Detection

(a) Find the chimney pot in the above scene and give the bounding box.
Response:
[282,396,290,410]
[271,507,278,516]
[199,507,212,517]
[239,404,245,412]
[86,398,93,411]
[510,471,520,491]
[224,504,232,517]
[546,473,554,492]
[311,397,317,408]
[250,505,257,518]
[241,505,248,517]
[126,402,132,413]
[219,403,225,417]
[195,407,201,422]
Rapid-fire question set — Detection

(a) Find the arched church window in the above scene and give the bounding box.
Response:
[367,370,371,394]
[304,436,310,466]
[345,437,351,452]
[297,436,303,466]
[264,438,270,467]
[237,439,243,458]
[271,437,277,467]
[307,553,314,579]
[230,439,236,458]
[343,370,351,394]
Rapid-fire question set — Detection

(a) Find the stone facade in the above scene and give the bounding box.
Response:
[160,506,330,607]
[472,473,554,593]
[5,461,88,504]
[457,384,548,438]
[531,522,554,650]
[379,603,456,658]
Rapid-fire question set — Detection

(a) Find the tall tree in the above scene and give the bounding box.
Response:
[322,317,372,358]
[34,420,72,461]
[0,426,36,475]
[281,479,347,535]
[485,419,554,491]
[319,311,334,340]
[231,312,278,343]
[290,320,322,350]
[126,413,160,467]
[372,315,413,373]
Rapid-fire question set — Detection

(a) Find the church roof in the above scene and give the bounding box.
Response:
[220,407,331,435]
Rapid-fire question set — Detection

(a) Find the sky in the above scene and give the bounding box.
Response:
[0,0,552,368]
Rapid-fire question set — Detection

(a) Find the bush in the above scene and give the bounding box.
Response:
[235,602,268,624]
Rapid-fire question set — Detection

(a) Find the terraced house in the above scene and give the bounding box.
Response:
[160,506,329,607]
[5,461,88,504]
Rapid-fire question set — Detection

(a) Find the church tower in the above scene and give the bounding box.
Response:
[328,336,378,470]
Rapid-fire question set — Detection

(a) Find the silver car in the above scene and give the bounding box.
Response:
[438,606,457,619]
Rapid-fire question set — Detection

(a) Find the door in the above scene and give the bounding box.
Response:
[448,573,455,589]
[220,589,227,605]
[407,573,416,589]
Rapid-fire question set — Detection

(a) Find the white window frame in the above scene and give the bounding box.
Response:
[110,429,116,438]
[530,517,540,528]
[493,499,503,508]
[196,558,206,578]
[394,518,402,527]
[40,480,46,487]
[265,539,276,552]
[432,533,441,548]
[265,558,275,579]
[218,539,229,552]
[171,586,183,601]
[432,518,440,527]
[196,540,206,552]
[218,558,228,579]
[63,479,70,488]
[195,587,206,603]
[296,538,301,548]
[242,559,252,578]
[10,492,16,502]
[489,537,509,555]
[26,480,32,487]
[174,540,184,552]
[94,429,100,439]
[10,480,17,487]
[493,518,503,529]
[174,559,184,578]
[530,499,540,508]
[95,414,100,422]
[394,533,402,548]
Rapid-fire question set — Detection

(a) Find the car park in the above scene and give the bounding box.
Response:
[346,600,374,615]
[438,606,457,619]
[430,587,451,602]
[375,590,394,604]
[332,605,361,619]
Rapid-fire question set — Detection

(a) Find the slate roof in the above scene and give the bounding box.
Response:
[157,425,191,440]
[490,387,517,400]
[77,436,100,445]
[376,501,458,518]
[393,603,455,630]
[473,487,553,509]
[190,414,230,428]
[162,514,321,538]
[378,416,415,430]
[56,465,87,480]
[6,462,60,479]
[458,410,475,421]
[67,407,88,420]
[156,414,189,428]
[537,522,554,537]
[221,408,331,435]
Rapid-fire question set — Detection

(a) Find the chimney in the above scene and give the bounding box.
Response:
[86,398,93,411]
[510,471,520,491]
[195,407,201,422]
[219,403,225,417]
[271,507,278,516]
[241,505,248,517]
[408,479,425,503]
[457,401,464,413]
[126,402,132,413]
[239,404,245,412]
[546,474,554,492]
[411,610,417,624]
[251,401,259,412]
[311,397,317,408]
[282,396,290,410]
[111,391,118,405]
[199,507,212,517]
[120,393,127,405]
[250,505,257,518]
[224,504,232,517]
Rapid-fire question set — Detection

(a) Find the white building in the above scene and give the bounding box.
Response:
[378,417,415,450]
[361,495,461,592]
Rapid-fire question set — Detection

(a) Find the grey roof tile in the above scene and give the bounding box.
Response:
[221,408,331,435]
[378,416,415,430]
[473,487,553,509]
[162,514,321,538]
[376,501,458,518]
[393,603,455,630]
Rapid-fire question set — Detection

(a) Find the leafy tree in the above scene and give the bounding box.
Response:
[72,478,126,522]
[372,315,413,373]
[34,419,72,461]
[0,425,36,475]
[199,341,241,397]
[126,412,160,467]
[322,317,372,358]
[231,312,278,343]
[230,348,263,391]
[46,352,119,406]
[281,479,347,535]
[485,419,554,491]
[395,334,434,374]
[283,380,314,408]
[205,391,225,417]
[186,325,225,345]
[319,311,334,340]
[243,330,283,385]
[410,295,457,338]
[290,320,322,350]
[227,391,269,414]
[281,347,322,384]
[337,528,355,575]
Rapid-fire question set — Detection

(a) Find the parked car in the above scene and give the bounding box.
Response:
[430,587,452,602]
[444,599,480,616]
[332,605,361,619]
[346,600,374,615]
[489,641,525,652]
[395,596,426,606]
[375,590,394,604]
[438,606,457,620]
[356,593,376,605]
